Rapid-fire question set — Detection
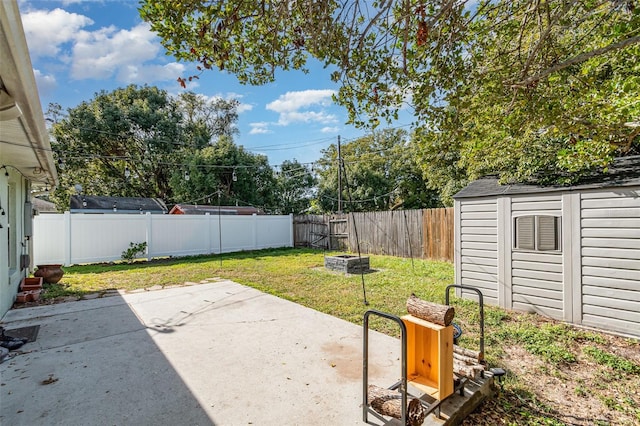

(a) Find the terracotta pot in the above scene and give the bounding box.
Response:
[34,264,64,284]
[15,291,29,303]
[20,277,43,291]
[30,289,42,301]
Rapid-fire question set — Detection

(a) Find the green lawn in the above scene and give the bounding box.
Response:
[43,248,640,426]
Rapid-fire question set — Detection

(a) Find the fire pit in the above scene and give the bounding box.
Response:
[324,254,370,274]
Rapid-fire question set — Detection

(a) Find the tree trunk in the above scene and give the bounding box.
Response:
[406,294,455,326]
[367,385,427,426]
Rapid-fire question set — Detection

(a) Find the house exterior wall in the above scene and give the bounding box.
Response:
[0,169,30,315]
[455,186,640,338]
[580,188,640,337]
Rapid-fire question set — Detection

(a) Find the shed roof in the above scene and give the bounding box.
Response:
[169,204,263,215]
[32,197,57,213]
[454,155,640,199]
[70,195,167,213]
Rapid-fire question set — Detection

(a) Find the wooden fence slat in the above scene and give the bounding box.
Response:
[294,208,454,262]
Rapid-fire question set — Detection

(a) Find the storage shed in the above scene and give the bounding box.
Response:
[70,195,167,214]
[453,156,640,338]
[168,204,263,215]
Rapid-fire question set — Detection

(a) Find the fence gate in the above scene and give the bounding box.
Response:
[329,217,348,251]
[293,214,329,249]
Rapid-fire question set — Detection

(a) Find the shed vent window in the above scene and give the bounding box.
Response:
[514,215,560,251]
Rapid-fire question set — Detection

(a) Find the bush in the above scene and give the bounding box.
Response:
[121,242,147,263]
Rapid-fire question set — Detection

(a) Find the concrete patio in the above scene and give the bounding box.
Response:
[1,280,404,425]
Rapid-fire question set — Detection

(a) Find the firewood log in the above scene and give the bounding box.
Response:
[367,384,427,426]
[406,294,455,326]
[453,360,485,379]
[453,345,483,362]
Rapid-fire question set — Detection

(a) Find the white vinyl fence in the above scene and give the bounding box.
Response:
[33,212,294,266]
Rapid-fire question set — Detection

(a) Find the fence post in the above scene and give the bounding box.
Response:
[205,213,212,254]
[64,211,72,266]
[252,213,258,249]
[145,212,152,261]
[289,213,294,247]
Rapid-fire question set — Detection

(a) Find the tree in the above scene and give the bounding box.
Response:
[315,129,440,212]
[140,1,640,202]
[50,85,242,209]
[169,136,276,209]
[50,85,183,208]
[177,91,239,148]
[272,159,317,214]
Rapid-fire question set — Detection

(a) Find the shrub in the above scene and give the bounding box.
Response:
[121,242,147,263]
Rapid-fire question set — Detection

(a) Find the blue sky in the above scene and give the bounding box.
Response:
[19,0,410,167]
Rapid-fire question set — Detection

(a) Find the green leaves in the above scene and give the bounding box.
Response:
[140,0,640,202]
[50,85,244,209]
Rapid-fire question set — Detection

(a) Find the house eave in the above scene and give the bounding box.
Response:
[0,0,58,188]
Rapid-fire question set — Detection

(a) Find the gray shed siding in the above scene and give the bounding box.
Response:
[455,186,640,338]
[580,189,640,336]
[511,195,564,320]
[457,199,499,304]
[454,157,640,338]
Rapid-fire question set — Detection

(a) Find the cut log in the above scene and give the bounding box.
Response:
[453,351,479,365]
[453,345,483,362]
[406,294,455,326]
[453,360,485,380]
[367,385,426,426]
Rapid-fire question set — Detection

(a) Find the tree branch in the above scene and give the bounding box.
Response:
[510,35,640,88]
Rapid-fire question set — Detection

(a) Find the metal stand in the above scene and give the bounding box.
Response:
[445,284,485,370]
[363,309,463,425]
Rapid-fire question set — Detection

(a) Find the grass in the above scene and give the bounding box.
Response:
[40,247,640,425]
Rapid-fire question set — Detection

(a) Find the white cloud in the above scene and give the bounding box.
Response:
[71,23,161,81]
[321,126,339,134]
[266,89,337,125]
[249,122,272,135]
[279,110,337,125]
[267,89,335,113]
[202,93,253,114]
[33,69,57,96]
[118,63,186,84]
[237,102,253,114]
[22,8,93,58]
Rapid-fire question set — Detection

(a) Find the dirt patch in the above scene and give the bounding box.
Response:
[463,326,640,425]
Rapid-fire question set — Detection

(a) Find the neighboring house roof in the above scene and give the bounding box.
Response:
[70,195,168,214]
[454,155,640,199]
[0,0,57,188]
[32,197,58,213]
[169,204,263,215]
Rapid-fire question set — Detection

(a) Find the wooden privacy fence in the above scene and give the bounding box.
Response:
[293,208,454,262]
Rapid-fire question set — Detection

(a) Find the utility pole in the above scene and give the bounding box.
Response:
[337,135,342,213]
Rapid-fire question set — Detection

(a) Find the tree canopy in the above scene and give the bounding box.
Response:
[315,129,441,212]
[273,159,317,214]
[49,85,270,210]
[140,0,640,202]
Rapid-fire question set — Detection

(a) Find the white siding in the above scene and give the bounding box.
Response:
[458,200,498,303]
[580,189,640,337]
[510,195,564,320]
